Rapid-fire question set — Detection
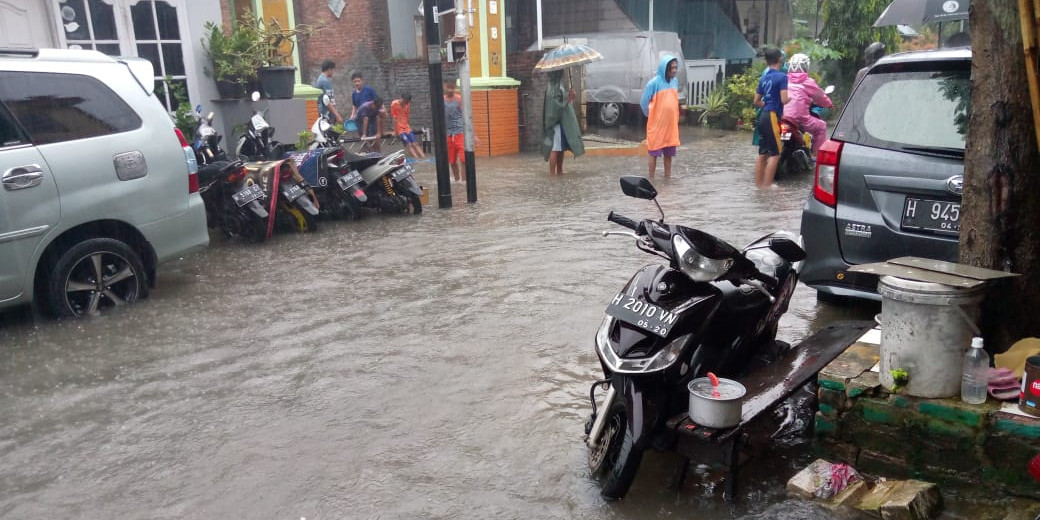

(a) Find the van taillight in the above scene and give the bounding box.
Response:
[813,139,843,207]
[175,128,200,194]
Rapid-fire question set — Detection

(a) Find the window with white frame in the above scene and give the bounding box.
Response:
[53,0,191,111]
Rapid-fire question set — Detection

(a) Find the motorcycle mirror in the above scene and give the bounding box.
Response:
[768,237,807,263]
[619,175,658,200]
[206,111,214,121]
[824,85,835,95]
[251,91,261,102]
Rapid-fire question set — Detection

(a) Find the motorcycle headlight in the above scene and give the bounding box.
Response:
[595,316,686,374]
[673,235,733,282]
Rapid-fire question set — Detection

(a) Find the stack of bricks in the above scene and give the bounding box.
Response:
[816,327,1040,500]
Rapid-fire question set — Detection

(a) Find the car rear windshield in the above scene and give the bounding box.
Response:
[833,60,970,155]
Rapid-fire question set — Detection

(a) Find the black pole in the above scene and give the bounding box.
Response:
[424,1,452,208]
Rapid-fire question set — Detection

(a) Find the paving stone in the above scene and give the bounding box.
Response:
[820,480,870,512]
[858,396,910,426]
[848,370,881,399]
[815,411,840,438]
[917,399,987,428]
[879,480,942,520]
[992,410,1040,439]
[819,387,848,414]
[787,458,832,499]
[855,479,902,515]
[820,342,883,392]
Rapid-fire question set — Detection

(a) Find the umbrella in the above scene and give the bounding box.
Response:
[534,42,603,89]
[874,0,969,27]
[533,42,603,73]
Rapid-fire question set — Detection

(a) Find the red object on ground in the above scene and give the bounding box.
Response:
[1028,453,1040,482]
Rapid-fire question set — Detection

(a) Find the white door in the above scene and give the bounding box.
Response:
[0,0,56,49]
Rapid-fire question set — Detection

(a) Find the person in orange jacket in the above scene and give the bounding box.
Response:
[640,55,681,178]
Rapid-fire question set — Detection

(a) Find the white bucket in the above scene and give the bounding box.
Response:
[878,276,985,398]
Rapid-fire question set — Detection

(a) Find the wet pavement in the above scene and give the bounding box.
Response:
[0,127,879,519]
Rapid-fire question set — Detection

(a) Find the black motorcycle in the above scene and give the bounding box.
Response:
[192,106,227,166]
[348,150,423,214]
[235,92,287,161]
[584,176,805,500]
[281,112,368,221]
[197,160,269,242]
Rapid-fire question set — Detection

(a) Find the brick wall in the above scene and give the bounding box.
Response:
[295,0,394,110]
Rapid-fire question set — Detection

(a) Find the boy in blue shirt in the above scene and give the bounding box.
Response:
[313,59,342,123]
[753,48,789,189]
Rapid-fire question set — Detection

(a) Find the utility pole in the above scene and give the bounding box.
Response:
[424,0,452,208]
[455,0,477,203]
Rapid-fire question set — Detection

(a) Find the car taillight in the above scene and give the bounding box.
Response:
[176,128,200,194]
[813,139,843,207]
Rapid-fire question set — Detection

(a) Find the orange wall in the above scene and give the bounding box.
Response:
[471,88,518,157]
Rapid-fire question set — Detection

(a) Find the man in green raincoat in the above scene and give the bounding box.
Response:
[542,70,585,175]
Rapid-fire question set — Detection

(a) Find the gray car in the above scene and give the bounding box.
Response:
[800,48,970,301]
[0,48,209,317]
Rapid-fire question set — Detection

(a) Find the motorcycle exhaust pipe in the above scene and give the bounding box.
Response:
[586,385,616,448]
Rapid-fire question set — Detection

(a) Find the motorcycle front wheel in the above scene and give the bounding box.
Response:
[588,400,644,500]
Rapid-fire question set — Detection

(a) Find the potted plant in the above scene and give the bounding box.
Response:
[693,87,736,130]
[201,21,256,99]
[240,13,319,99]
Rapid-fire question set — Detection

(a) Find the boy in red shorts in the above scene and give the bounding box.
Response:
[443,80,465,181]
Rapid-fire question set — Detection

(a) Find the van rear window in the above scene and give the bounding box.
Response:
[833,61,970,154]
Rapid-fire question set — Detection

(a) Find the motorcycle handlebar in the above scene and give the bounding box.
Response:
[607,211,640,231]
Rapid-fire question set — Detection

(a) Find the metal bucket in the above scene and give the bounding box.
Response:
[879,276,985,398]
[687,377,746,429]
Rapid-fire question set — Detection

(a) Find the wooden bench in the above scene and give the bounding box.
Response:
[666,320,874,501]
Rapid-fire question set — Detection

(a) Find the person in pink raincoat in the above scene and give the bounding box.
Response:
[784,53,833,157]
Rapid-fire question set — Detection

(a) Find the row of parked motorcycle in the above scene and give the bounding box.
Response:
[192,92,424,243]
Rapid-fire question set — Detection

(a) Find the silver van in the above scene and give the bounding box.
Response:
[554,31,688,127]
[0,49,209,317]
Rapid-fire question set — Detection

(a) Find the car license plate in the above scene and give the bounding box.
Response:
[391,164,414,181]
[337,170,363,190]
[281,183,306,202]
[604,292,679,338]
[901,198,961,235]
[231,184,264,207]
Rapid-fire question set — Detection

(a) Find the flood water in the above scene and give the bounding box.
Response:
[0,128,878,519]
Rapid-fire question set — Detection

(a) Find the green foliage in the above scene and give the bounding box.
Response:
[297,130,312,151]
[201,21,257,82]
[164,76,195,138]
[725,62,766,120]
[820,0,900,102]
[784,38,842,64]
[237,11,320,67]
[692,87,729,124]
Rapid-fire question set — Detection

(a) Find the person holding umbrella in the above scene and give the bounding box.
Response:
[542,70,585,175]
[533,41,602,175]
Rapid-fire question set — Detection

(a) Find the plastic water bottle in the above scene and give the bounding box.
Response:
[961,337,989,404]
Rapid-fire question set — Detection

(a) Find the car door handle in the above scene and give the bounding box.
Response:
[3,165,44,191]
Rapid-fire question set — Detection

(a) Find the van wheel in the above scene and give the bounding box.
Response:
[598,102,622,127]
[46,238,148,317]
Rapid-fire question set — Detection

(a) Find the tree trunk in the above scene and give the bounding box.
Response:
[961,2,1040,351]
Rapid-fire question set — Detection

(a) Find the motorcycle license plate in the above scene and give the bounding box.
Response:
[231,184,264,207]
[391,164,415,182]
[281,183,306,202]
[604,293,678,337]
[901,198,961,235]
[780,132,792,141]
[337,170,363,190]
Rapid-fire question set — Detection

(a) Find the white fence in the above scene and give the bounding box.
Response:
[685,59,727,106]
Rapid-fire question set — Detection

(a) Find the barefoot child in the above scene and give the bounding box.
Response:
[391,94,425,159]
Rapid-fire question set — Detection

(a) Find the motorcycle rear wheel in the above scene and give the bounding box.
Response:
[588,400,644,500]
[406,193,422,214]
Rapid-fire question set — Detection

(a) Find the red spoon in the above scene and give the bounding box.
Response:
[707,372,721,398]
